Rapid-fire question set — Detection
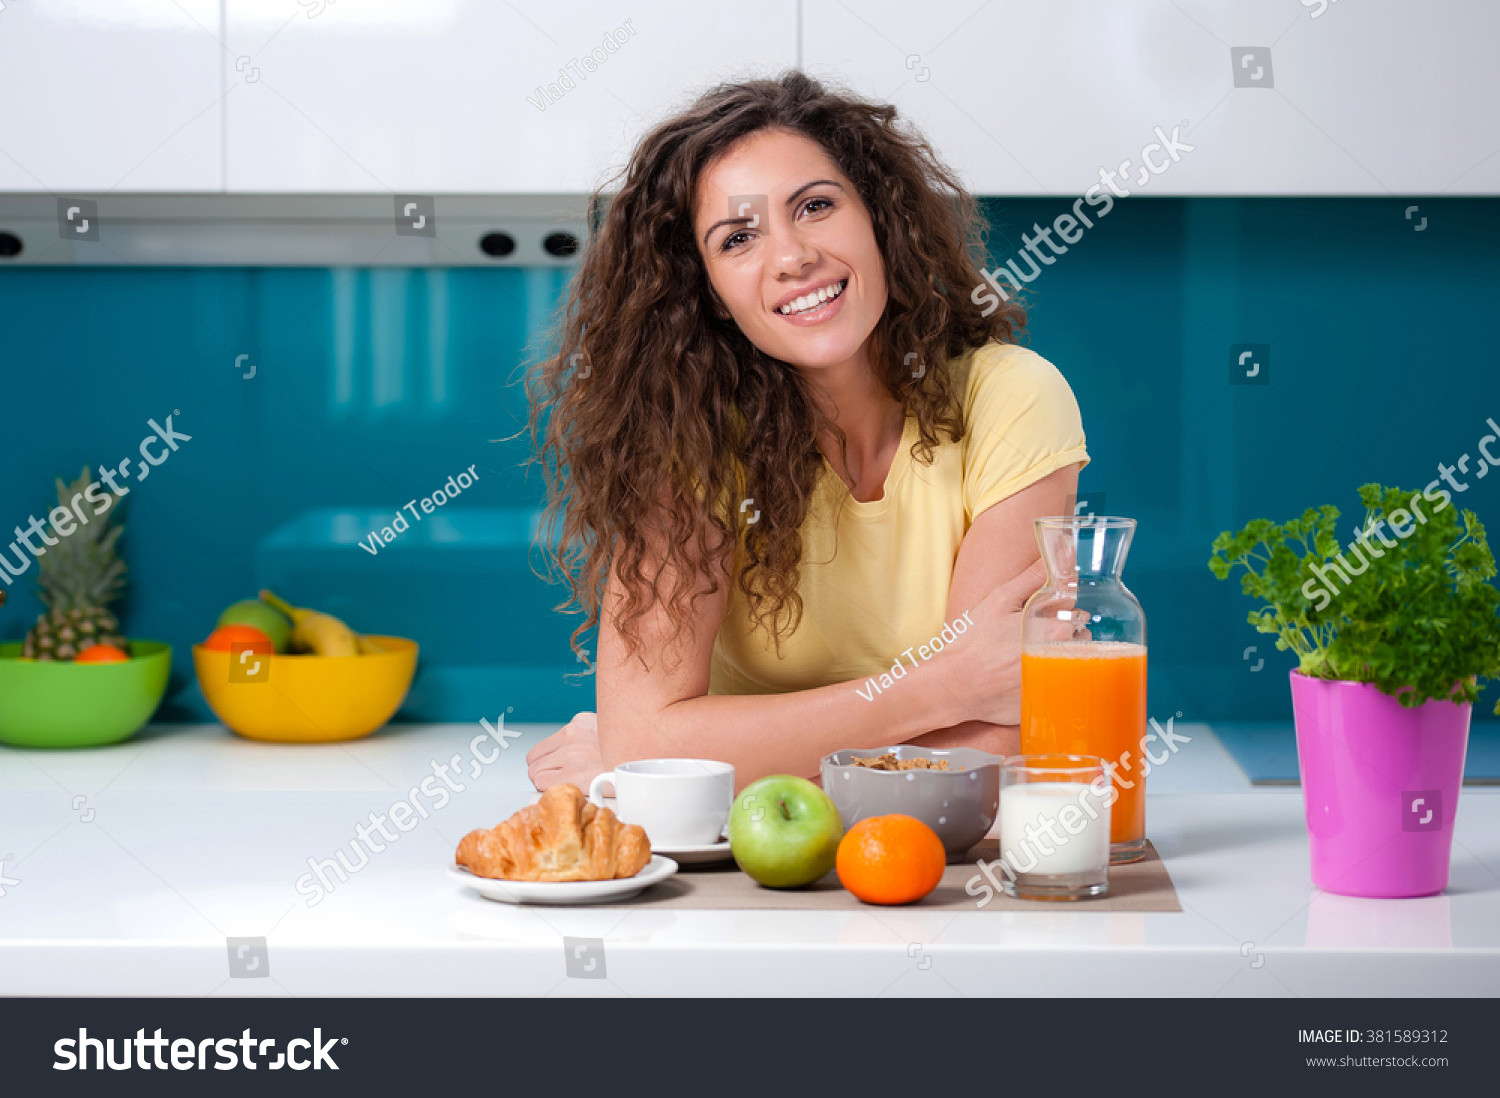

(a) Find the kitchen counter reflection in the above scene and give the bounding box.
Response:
[1306,892,1452,950]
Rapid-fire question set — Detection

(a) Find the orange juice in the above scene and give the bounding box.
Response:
[1019,642,1148,857]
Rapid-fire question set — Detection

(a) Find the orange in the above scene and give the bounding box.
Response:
[835,814,946,905]
[74,644,130,663]
[202,624,275,654]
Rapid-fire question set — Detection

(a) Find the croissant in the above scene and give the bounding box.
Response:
[455,783,652,882]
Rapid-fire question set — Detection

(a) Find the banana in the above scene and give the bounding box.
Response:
[355,635,386,655]
[259,589,360,657]
[296,610,360,657]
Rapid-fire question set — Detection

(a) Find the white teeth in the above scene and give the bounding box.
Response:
[779,280,846,315]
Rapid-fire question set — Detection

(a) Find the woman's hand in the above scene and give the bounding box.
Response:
[938,557,1064,727]
[525,711,605,791]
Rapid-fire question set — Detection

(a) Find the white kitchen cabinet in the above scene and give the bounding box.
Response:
[0,0,224,192]
[3,1,1492,197]
[802,0,1500,195]
[221,0,798,192]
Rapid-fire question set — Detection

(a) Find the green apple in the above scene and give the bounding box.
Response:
[728,775,844,888]
[216,599,293,653]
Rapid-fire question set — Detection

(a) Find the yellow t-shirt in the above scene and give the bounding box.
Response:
[708,340,1089,695]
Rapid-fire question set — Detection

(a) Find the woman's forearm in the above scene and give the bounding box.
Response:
[598,660,970,788]
[908,720,1018,757]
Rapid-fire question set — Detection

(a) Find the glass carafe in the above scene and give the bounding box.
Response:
[1019,516,1149,863]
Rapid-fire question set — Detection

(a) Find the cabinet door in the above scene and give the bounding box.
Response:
[803,0,1500,195]
[223,0,798,192]
[0,0,224,192]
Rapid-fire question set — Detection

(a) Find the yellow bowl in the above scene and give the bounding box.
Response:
[192,635,418,743]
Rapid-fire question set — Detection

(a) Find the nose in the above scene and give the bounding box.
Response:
[770,221,818,280]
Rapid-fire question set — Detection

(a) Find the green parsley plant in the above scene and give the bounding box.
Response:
[1208,483,1500,712]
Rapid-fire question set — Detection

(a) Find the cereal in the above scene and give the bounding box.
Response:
[850,752,957,772]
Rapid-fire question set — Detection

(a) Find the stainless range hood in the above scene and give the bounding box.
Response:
[0,193,592,266]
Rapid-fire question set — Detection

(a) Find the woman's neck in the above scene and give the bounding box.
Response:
[804,347,906,500]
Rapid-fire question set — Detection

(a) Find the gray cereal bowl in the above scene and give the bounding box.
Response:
[821,745,1002,862]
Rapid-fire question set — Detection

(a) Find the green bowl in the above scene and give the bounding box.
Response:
[0,640,172,748]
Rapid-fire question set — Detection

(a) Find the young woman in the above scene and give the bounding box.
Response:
[525,72,1088,792]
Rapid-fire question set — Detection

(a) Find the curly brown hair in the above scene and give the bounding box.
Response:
[526,70,1028,672]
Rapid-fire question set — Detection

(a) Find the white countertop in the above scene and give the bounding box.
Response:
[1,720,1497,997]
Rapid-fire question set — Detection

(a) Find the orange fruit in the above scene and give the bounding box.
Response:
[835,814,946,905]
[74,644,130,663]
[202,624,275,654]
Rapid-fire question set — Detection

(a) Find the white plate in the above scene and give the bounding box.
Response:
[449,855,678,905]
[652,837,734,865]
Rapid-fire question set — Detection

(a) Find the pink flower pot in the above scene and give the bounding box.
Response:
[1290,670,1471,897]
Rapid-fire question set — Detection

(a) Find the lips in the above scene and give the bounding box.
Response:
[775,278,848,317]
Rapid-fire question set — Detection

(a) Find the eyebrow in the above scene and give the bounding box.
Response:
[700,179,844,246]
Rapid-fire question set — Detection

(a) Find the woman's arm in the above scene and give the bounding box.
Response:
[908,461,1083,752]
[527,463,1080,791]
[909,720,1019,756]
[583,533,1037,789]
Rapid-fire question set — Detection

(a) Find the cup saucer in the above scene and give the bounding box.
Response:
[649,835,733,866]
[595,795,734,865]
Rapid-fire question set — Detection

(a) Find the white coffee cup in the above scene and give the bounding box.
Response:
[588,758,735,846]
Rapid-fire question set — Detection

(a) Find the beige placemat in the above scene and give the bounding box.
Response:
[595,839,1180,912]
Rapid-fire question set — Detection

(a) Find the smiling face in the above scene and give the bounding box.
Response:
[694,128,888,374]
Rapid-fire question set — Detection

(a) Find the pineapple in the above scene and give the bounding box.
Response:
[22,468,128,661]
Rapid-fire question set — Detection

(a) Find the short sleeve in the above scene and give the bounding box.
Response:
[960,343,1089,520]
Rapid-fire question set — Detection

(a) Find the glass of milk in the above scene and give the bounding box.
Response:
[998,754,1111,901]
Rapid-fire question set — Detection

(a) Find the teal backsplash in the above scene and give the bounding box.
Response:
[1,197,1496,723]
